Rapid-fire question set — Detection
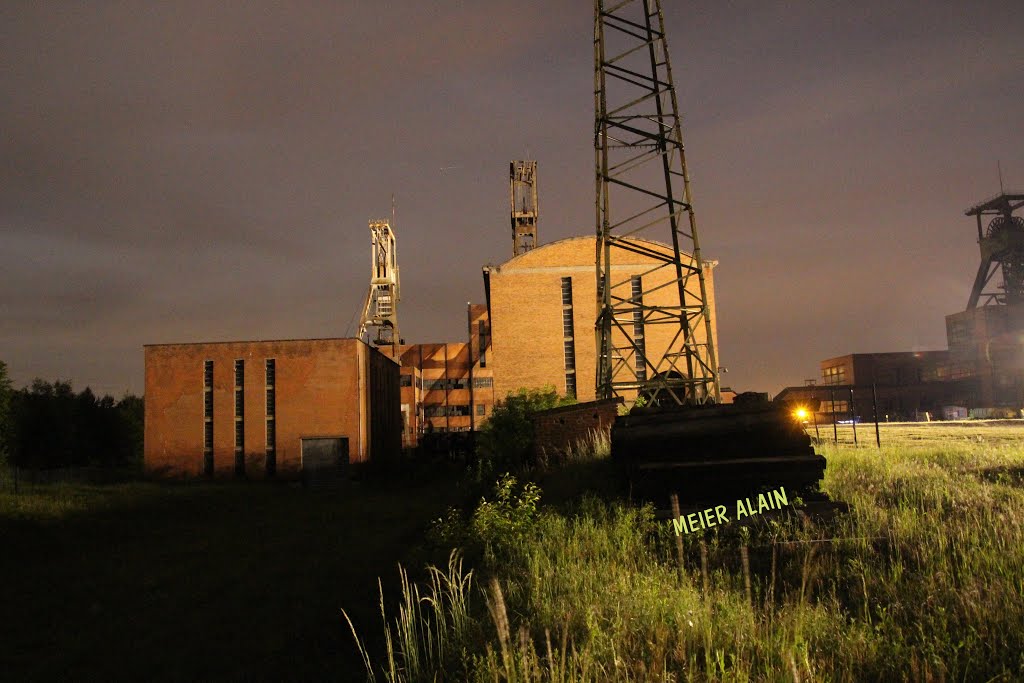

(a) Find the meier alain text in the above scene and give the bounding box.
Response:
[670,487,790,535]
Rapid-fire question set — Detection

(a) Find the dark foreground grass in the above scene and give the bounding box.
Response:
[347,429,1024,681]
[0,470,462,682]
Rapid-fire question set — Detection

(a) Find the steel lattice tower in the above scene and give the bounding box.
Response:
[357,219,402,356]
[965,192,1024,308]
[594,0,719,405]
[510,160,539,257]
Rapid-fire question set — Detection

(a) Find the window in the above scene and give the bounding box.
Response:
[203,361,213,476]
[824,400,848,414]
[472,377,493,388]
[477,404,486,416]
[424,404,446,418]
[631,275,647,381]
[561,277,577,398]
[265,359,275,476]
[822,365,846,385]
[234,359,244,476]
[265,389,275,416]
[400,374,413,387]
[448,404,471,417]
[479,349,486,368]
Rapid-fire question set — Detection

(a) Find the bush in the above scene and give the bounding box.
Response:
[474,386,574,479]
[428,473,543,563]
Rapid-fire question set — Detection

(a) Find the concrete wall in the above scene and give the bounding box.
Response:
[487,236,719,403]
[144,338,399,478]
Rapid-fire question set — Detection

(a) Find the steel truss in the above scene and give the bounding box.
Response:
[358,219,402,355]
[594,0,719,405]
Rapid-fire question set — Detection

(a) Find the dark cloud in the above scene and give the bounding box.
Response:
[1,0,1022,396]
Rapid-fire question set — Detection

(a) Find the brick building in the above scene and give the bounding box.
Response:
[143,237,722,467]
[483,236,719,404]
[383,305,496,445]
[777,352,974,422]
[946,304,1024,407]
[144,338,400,478]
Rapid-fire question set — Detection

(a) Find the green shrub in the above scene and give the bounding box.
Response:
[474,386,575,479]
[428,473,543,564]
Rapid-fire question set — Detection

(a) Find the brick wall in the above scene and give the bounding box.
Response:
[532,398,623,462]
[144,338,398,478]
[488,236,718,404]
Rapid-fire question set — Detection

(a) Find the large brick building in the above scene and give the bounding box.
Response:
[484,235,718,403]
[143,237,722,470]
[144,338,400,478]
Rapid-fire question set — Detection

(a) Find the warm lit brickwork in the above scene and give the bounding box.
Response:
[144,338,400,478]
[383,304,495,440]
[532,398,623,463]
[485,236,719,403]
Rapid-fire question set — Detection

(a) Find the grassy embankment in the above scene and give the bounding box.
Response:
[348,423,1024,681]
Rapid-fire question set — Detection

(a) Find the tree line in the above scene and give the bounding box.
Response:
[0,360,143,470]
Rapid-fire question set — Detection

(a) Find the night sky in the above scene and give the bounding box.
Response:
[2,1,1022,397]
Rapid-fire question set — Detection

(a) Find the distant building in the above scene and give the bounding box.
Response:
[144,338,400,478]
[778,192,1024,420]
[776,352,973,422]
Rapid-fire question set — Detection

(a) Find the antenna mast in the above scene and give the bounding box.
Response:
[594,0,719,405]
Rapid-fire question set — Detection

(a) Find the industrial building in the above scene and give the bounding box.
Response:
[143,158,724,474]
[484,236,718,404]
[144,338,400,478]
[778,191,1024,421]
[383,305,495,446]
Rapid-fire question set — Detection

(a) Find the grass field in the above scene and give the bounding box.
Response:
[347,422,1024,681]
[809,418,1024,447]
[3,422,1024,681]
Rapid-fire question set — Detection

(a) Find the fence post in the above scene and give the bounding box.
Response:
[669,492,685,575]
[872,383,881,449]
[830,388,837,443]
[849,387,858,446]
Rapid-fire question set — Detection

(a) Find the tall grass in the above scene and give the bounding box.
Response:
[348,436,1024,681]
[343,550,476,682]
